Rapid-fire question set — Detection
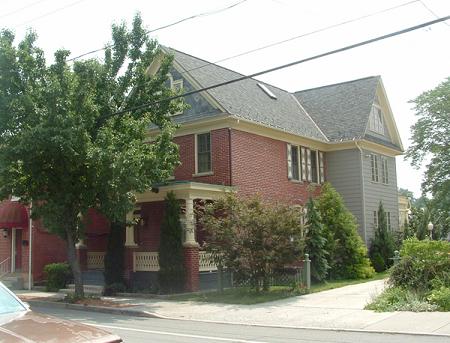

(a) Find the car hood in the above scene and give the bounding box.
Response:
[0,310,121,343]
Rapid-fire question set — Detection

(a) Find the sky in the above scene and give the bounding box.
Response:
[1,0,449,197]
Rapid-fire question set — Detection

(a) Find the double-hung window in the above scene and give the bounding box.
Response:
[196,133,211,174]
[381,156,389,184]
[371,154,379,182]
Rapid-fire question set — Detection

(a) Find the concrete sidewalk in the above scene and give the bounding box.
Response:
[16,279,450,336]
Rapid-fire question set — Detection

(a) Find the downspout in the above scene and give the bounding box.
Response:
[355,141,368,245]
[28,202,32,290]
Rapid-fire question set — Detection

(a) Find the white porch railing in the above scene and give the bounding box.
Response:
[133,252,160,272]
[199,251,218,272]
[0,257,11,279]
[87,252,105,270]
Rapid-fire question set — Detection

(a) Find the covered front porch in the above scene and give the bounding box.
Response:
[78,181,234,292]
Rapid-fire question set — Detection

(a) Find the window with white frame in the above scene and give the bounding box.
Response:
[371,154,379,182]
[381,156,389,184]
[287,144,324,183]
[387,212,391,230]
[196,133,211,174]
[369,103,385,135]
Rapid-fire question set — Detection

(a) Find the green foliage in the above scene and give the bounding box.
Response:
[316,183,374,279]
[389,238,450,292]
[366,286,438,312]
[369,202,396,272]
[0,15,183,296]
[305,197,329,281]
[158,191,185,293]
[428,286,450,311]
[200,193,306,292]
[103,282,127,296]
[103,222,125,292]
[406,77,450,228]
[44,263,71,292]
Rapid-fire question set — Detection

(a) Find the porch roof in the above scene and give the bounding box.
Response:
[135,181,235,202]
[0,200,28,229]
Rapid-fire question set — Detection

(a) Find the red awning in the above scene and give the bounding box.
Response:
[0,200,28,229]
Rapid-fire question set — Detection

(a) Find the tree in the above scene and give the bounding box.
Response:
[158,191,185,293]
[304,197,329,281]
[406,77,450,228]
[0,15,183,297]
[369,202,395,272]
[316,183,374,279]
[201,194,306,292]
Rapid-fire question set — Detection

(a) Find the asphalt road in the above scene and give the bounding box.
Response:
[32,305,449,343]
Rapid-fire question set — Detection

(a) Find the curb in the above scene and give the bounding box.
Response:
[27,299,166,319]
[28,299,450,338]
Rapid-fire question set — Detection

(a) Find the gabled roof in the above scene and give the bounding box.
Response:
[293,76,380,142]
[168,48,328,142]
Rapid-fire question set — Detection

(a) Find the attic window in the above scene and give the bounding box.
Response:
[257,83,277,99]
[369,104,384,135]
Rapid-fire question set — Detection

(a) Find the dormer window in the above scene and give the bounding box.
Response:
[369,103,384,135]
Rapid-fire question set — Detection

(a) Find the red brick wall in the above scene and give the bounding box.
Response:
[136,201,165,251]
[173,128,231,185]
[0,233,11,267]
[32,221,68,282]
[230,129,321,205]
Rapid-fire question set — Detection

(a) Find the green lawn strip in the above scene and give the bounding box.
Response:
[168,272,388,305]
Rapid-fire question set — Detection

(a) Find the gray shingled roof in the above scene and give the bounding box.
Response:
[293,76,380,142]
[169,48,328,142]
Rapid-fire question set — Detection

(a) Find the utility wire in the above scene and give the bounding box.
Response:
[0,0,48,21]
[105,15,449,120]
[418,0,450,27]
[67,0,249,62]
[14,0,86,28]
[178,0,422,75]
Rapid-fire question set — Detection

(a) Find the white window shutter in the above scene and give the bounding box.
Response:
[301,147,307,181]
[319,152,325,183]
[287,144,292,179]
[306,149,312,182]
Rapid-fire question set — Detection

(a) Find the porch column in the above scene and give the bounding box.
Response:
[124,210,138,284]
[182,198,199,292]
[75,239,87,271]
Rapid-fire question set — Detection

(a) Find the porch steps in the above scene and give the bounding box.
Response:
[0,273,24,290]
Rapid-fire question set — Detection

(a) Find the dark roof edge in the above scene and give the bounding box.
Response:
[293,75,380,94]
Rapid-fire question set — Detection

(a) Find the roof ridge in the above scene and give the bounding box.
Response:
[294,75,380,94]
[165,46,291,93]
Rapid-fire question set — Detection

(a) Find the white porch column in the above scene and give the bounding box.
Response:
[125,211,138,247]
[75,239,86,249]
[182,198,199,247]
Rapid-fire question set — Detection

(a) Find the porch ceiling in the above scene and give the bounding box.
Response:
[135,181,235,202]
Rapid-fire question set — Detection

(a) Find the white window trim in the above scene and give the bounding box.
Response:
[381,156,389,184]
[369,103,385,135]
[193,132,213,176]
[287,144,324,184]
[371,154,379,183]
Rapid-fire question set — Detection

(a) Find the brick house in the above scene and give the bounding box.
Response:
[0,48,403,291]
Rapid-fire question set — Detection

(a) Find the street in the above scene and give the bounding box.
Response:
[32,305,449,343]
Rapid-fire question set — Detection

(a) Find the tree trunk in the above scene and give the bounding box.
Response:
[66,228,84,298]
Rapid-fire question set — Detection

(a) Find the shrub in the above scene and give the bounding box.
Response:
[103,282,126,296]
[158,191,185,293]
[316,183,374,279]
[389,238,450,292]
[44,262,71,291]
[428,286,450,311]
[369,202,395,272]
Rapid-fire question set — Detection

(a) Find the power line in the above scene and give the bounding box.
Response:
[179,0,422,75]
[0,0,48,21]
[67,0,249,62]
[418,0,450,27]
[14,0,87,28]
[106,15,449,119]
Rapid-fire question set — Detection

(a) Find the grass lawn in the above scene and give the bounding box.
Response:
[168,271,389,305]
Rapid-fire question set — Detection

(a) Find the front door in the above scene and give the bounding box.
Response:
[11,228,22,273]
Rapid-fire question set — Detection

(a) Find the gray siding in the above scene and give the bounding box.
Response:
[326,149,364,240]
[362,149,399,242]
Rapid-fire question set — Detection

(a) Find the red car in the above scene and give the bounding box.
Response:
[0,282,122,342]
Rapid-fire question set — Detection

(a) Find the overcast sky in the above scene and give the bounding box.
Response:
[1,0,449,197]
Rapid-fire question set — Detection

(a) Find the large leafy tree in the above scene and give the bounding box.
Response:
[406,77,450,228]
[316,183,374,279]
[0,15,183,297]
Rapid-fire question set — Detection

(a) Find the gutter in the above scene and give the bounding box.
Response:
[354,140,368,245]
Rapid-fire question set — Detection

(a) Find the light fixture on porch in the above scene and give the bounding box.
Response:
[2,228,8,238]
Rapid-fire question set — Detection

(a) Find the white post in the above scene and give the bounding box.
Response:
[125,210,138,247]
[28,202,33,290]
[182,198,198,247]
